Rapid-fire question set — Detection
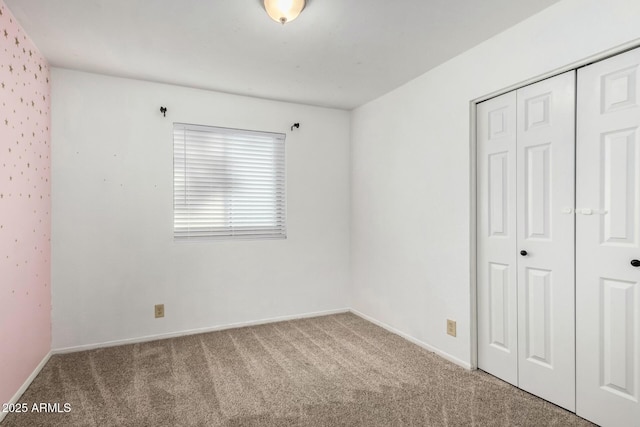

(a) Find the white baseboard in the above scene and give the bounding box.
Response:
[53,308,351,354]
[52,308,471,370]
[349,309,472,370]
[0,350,52,423]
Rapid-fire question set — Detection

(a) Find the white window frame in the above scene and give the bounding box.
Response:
[173,123,286,241]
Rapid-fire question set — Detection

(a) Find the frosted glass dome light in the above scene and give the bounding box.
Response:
[264,0,306,25]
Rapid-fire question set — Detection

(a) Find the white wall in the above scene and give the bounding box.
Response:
[350,0,640,367]
[51,0,640,360]
[51,69,350,349]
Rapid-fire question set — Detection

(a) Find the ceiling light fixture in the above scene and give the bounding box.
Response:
[264,0,306,25]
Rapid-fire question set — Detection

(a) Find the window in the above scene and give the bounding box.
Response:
[173,123,286,240]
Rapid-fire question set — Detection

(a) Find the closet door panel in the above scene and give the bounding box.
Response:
[477,92,518,385]
[516,71,576,411]
[577,46,640,427]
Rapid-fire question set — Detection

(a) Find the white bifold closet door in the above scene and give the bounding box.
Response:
[477,71,576,411]
[576,46,640,427]
[477,91,518,386]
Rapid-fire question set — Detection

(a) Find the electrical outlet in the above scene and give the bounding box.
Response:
[155,304,164,318]
[447,319,457,337]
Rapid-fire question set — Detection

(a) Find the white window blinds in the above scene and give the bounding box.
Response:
[173,123,286,240]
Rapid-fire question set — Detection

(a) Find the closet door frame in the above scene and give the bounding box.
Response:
[469,40,640,371]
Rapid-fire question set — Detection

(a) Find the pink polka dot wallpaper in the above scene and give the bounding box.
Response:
[0,0,51,406]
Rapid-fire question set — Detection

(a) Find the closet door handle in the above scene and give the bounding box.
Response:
[520,250,528,256]
[631,260,640,267]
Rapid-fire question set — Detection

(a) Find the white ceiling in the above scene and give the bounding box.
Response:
[5,0,560,110]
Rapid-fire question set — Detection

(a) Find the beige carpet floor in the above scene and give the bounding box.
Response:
[2,313,593,426]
